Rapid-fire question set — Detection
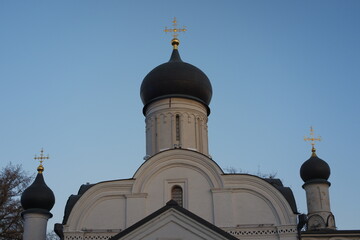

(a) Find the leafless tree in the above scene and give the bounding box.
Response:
[0,163,32,240]
[47,230,60,240]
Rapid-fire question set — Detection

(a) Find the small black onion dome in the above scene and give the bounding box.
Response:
[300,150,331,182]
[21,173,55,211]
[140,48,213,115]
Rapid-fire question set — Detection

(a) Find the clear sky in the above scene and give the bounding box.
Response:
[1,0,359,231]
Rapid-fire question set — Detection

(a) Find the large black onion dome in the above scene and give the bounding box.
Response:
[21,173,55,211]
[140,48,212,115]
[300,151,331,182]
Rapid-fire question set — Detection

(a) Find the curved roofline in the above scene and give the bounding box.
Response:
[132,149,225,193]
[61,178,134,225]
[222,174,298,214]
[133,148,223,178]
[140,48,213,111]
[21,172,55,211]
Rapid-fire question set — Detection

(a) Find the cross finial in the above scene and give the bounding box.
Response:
[164,17,187,49]
[34,148,49,173]
[304,127,321,156]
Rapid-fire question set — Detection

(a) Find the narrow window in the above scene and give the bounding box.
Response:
[175,115,180,141]
[171,185,183,207]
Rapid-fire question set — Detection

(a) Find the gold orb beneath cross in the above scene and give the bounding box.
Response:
[171,38,180,49]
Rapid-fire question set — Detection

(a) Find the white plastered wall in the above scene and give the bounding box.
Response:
[63,150,297,240]
[144,98,209,157]
[63,180,134,232]
[132,149,224,223]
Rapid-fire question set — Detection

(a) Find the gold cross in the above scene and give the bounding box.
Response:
[304,127,321,155]
[164,17,186,49]
[34,148,49,173]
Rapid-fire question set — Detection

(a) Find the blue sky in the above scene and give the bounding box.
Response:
[1,0,359,231]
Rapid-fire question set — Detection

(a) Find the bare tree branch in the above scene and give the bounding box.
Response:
[0,163,32,240]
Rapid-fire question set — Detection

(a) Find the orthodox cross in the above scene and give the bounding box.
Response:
[164,17,187,42]
[34,148,49,173]
[304,127,321,155]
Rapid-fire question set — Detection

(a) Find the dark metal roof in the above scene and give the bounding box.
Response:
[264,178,298,214]
[21,173,55,211]
[140,48,212,115]
[301,229,360,237]
[300,154,330,182]
[109,200,238,240]
[61,180,133,225]
[61,183,95,224]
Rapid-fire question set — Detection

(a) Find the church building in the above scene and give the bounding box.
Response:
[21,20,360,240]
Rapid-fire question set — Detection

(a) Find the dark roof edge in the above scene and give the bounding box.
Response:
[142,95,211,116]
[21,208,53,219]
[61,178,134,225]
[302,179,331,188]
[223,175,298,214]
[109,200,238,240]
[264,178,298,214]
[54,223,64,239]
[302,229,360,237]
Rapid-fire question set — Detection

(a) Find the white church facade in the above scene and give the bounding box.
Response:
[57,149,298,240]
[21,23,360,240]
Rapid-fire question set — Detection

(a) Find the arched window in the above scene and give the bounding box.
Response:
[171,185,183,207]
[175,115,180,141]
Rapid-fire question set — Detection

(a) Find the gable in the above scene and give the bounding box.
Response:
[110,201,238,240]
